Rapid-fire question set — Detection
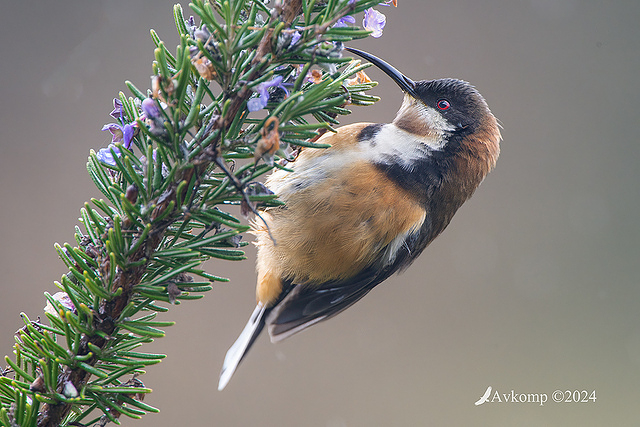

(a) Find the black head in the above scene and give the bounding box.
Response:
[345,47,496,139]
[411,78,492,134]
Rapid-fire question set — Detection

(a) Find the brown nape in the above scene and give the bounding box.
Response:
[459,111,501,177]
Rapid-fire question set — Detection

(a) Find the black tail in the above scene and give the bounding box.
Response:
[218,304,267,390]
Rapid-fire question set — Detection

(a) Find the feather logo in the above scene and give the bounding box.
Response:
[475,386,492,406]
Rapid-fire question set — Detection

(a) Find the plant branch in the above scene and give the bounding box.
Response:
[0,1,387,425]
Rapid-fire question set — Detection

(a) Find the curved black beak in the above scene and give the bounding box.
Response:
[345,47,417,98]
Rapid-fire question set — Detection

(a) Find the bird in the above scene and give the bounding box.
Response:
[218,47,501,390]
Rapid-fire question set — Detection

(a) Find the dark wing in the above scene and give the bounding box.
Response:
[265,221,435,342]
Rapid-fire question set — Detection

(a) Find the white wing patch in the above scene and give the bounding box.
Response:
[380,211,425,266]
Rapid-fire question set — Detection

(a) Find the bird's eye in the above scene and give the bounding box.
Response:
[436,99,451,110]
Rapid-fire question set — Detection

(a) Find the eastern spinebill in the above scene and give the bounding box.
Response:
[218,47,501,390]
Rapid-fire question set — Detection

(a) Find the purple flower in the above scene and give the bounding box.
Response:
[99,96,139,166]
[141,98,162,122]
[363,8,386,38]
[110,98,124,120]
[96,144,121,166]
[334,15,356,28]
[247,75,289,112]
[104,97,138,147]
[194,26,212,44]
[101,122,136,148]
[290,30,302,46]
[141,97,166,134]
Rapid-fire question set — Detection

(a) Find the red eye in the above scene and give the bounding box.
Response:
[437,99,450,110]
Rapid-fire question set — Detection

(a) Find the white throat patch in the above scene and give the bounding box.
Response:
[393,94,455,147]
[360,124,441,170]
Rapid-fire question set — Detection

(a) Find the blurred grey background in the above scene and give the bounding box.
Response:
[1,1,639,425]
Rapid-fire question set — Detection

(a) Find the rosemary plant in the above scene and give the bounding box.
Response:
[0,0,390,425]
